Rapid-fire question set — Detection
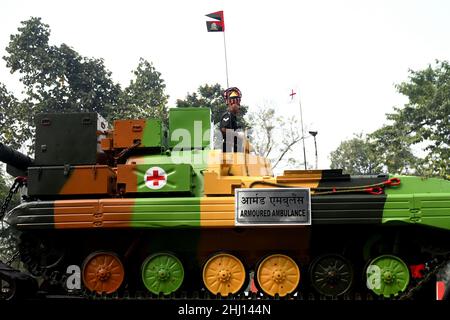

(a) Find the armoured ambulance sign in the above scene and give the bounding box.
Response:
[235,188,311,226]
[144,167,167,190]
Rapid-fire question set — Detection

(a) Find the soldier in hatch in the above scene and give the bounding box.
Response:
[219,87,244,152]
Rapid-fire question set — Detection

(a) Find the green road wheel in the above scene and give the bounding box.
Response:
[366,255,410,298]
[141,253,184,295]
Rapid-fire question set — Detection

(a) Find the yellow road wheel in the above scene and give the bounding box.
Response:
[82,251,124,294]
[256,254,300,297]
[202,253,246,296]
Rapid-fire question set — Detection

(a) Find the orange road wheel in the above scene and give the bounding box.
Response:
[82,251,125,294]
[256,254,300,297]
[202,253,246,296]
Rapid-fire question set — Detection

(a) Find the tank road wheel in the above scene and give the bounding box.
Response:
[202,253,246,296]
[0,277,16,300]
[366,255,410,298]
[82,251,125,294]
[256,254,300,297]
[309,254,354,297]
[20,234,65,276]
[141,253,184,295]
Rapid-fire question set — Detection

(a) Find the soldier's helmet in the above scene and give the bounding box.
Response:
[223,87,242,102]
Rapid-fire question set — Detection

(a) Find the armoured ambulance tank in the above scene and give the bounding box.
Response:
[1,108,450,300]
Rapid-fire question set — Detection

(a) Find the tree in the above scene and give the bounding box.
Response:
[176,83,248,128]
[329,134,384,175]
[0,166,20,213]
[0,167,10,204]
[4,18,121,116]
[1,17,169,153]
[387,60,450,177]
[115,58,169,124]
[246,105,303,171]
[0,85,23,211]
[330,131,418,175]
[330,61,450,177]
[0,83,26,150]
[369,125,418,175]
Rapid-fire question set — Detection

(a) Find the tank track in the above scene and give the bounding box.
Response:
[36,290,378,301]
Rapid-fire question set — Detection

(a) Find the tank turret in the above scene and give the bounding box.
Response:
[0,142,34,177]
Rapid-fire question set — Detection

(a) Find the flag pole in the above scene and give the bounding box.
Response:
[299,94,307,170]
[223,30,229,88]
[206,11,229,87]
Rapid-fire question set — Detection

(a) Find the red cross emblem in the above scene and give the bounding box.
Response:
[144,167,167,190]
[289,89,297,100]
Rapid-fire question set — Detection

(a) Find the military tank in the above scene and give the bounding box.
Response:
[1,108,449,300]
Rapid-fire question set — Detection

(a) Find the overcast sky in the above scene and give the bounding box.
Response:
[1,0,449,169]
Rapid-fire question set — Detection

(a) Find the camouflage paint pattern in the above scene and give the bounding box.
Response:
[6,151,450,231]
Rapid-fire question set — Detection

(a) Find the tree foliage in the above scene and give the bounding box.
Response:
[0,168,10,204]
[4,18,121,116]
[0,166,20,212]
[246,105,302,170]
[1,17,169,152]
[329,134,384,175]
[0,84,26,150]
[387,60,450,176]
[115,58,169,124]
[369,125,418,175]
[330,60,449,177]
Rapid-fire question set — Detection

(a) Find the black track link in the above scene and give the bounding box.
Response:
[33,290,378,301]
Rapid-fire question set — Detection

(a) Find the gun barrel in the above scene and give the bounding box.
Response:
[0,142,34,170]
